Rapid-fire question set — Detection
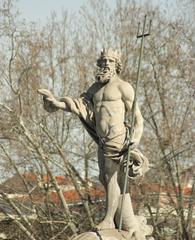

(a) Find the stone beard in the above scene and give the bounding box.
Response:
[95,65,116,84]
[38,47,153,240]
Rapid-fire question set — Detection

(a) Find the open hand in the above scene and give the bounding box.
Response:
[37,89,59,112]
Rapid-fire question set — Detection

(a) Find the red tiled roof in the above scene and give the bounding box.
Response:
[22,172,37,182]
[40,175,71,185]
[12,186,105,205]
[0,173,72,193]
[50,187,105,204]
[1,167,193,206]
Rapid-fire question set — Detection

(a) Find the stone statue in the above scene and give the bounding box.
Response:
[38,48,153,240]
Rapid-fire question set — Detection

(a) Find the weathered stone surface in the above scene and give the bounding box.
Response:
[39,48,154,239]
[72,229,127,240]
[72,229,155,240]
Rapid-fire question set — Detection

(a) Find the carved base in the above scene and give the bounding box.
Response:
[72,229,154,240]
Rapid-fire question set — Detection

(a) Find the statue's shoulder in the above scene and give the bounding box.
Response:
[87,82,99,93]
[80,82,99,103]
[118,79,134,93]
[86,82,101,97]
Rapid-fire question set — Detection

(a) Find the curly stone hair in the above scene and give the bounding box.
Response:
[115,58,122,74]
[97,48,122,75]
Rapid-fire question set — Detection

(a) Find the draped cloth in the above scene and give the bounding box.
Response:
[60,94,149,179]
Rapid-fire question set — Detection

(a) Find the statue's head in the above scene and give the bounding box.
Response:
[96,48,122,84]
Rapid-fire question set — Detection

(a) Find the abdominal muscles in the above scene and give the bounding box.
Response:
[95,103,126,139]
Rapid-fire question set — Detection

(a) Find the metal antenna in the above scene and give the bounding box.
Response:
[118,15,152,232]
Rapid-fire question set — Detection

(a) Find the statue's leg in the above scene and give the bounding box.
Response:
[95,154,120,230]
[97,147,108,214]
[97,147,107,190]
[115,169,144,240]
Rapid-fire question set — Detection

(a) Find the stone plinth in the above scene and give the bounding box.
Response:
[72,229,154,240]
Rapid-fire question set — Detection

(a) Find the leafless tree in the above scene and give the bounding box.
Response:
[0,0,194,239]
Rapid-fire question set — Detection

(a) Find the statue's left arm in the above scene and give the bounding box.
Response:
[119,82,143,145]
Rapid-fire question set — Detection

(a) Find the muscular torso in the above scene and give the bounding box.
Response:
[90,78,132,141]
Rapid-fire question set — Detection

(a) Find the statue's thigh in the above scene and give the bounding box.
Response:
[97,147,106,186]
[104,157,120,180]
[98,147,120,183]
[98,147,105,172]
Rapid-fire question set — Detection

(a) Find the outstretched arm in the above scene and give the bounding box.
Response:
[119,82,143,145]
[37,88,92,116]
[38,89,67,112]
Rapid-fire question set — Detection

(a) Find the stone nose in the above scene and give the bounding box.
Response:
[104,59,110,66]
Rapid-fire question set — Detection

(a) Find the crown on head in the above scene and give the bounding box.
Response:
[100,48,121,60]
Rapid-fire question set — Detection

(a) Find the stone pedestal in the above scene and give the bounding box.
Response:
[72,229,154,240]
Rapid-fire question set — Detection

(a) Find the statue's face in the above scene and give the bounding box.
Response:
[96,56,116,84]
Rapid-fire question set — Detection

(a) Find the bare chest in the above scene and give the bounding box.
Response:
[93,84,121,105]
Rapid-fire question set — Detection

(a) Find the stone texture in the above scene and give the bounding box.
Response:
[72,229,155,240]
[39,48,154,239]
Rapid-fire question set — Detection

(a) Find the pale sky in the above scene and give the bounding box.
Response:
[15,0,185,23]
[16,0,85,21]
[15,0,116,22]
